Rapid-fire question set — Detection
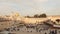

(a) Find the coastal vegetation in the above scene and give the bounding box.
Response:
[25,13,47,18]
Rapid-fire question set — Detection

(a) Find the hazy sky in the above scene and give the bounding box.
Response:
[0,0,60,16]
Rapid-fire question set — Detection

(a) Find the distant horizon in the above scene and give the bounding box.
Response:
[0,12,60,16]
